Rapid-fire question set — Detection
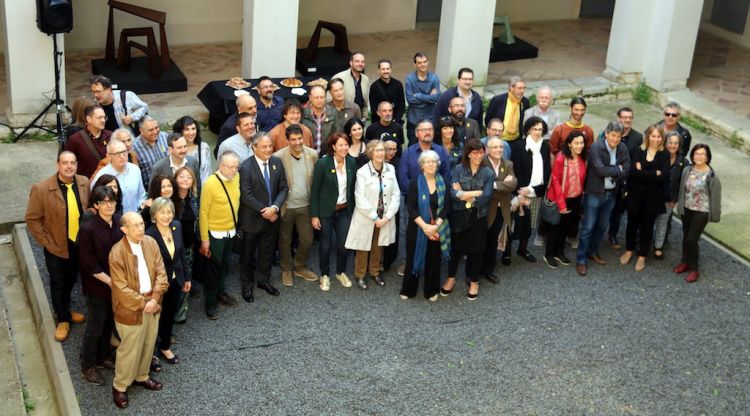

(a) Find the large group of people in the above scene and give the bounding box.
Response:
[24,52,723,409]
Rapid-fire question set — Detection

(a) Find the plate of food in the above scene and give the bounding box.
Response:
[280,77,303,88]
[225,77,251,89]
[307,78,328,89]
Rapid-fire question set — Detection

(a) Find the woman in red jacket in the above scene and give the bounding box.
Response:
[543,131,587,269]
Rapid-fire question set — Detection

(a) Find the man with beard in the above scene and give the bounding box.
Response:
[549,96,596,155]
[332,52,370,115]
[485,76,531,142]
[255,76,284,132]
[522,85,560,140]
[438,96,480,146]
[368,59,405,124]
[365,101,405,156]
[90,75,149,134]
[64,105,112,178]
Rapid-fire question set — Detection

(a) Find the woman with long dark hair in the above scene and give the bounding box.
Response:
[173,116,212,184]
[141,174,180,225]
[91,174,124,216]
[543,131,587,268]
[344,117,368,169]
[674,144,721,283]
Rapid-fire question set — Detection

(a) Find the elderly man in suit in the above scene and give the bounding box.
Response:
[238,132,289,302]
[26,151,90,342]
[109,212,168,409]
[273,125,319,287]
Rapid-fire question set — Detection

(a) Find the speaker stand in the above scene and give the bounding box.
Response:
[14,33,69,150]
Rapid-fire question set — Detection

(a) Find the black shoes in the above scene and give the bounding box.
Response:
[371,275,385,287]
[517,250,537,263]
[543,255,559,269]
[242,290,254,303]
[501,256,511,266]
[206,304,219,320]
[217,292,238,306]
[257,282,280,296]
[484,273,499,284]
[554,253,571,266]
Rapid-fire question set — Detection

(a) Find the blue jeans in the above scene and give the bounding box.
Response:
[318,209,352,276]
[576,191,616,264]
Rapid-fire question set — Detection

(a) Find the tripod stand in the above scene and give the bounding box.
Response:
[14,33,69,148]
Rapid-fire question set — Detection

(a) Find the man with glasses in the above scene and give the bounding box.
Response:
[381,138,401,272]
[199,151,242,319]
[656,101,692,158]
[64,105,112,178]
[90,75,149,134]
[133,115,169,187]
[255,76,284,132]
[485,76,530,142]
[522,86,560,140]
[434,67,484,130]
[92,139,147,213]
[481,118,511,161]
[443,97,480,145]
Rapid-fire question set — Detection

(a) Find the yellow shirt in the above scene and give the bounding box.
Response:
[199,172,240,241]
[502,94,522,141]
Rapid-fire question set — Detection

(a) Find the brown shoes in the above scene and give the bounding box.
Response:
[281,271,293,287]
[54,322,70,342]
[588,254,607,265]
[82,367,104,385]
[294,268,319,282]
[112,388,128,408]
[133,378,163,391]
[70,311,85,324]
[576,263,588,276]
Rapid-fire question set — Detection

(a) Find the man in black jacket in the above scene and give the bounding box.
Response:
[369,59,405,124]
[576,121,631,276]
[238,132,288,302]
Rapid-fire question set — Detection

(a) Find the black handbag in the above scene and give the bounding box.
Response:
[540,159,568,226]
[214,173,243,255]
[449,206,477,234]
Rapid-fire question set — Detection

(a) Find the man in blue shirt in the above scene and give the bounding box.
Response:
[397,119,451,194]
[405,52,441,145]
[255,76,284,132]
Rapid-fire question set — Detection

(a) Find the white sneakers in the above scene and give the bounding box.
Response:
[336,273,352,288]
[319,275,331,291]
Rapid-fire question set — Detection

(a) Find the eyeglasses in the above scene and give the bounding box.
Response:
[97,199,115,206]
[664,112,679,118]
[108,150,128,157]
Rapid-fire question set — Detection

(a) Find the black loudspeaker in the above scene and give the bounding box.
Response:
[36,0,73,34]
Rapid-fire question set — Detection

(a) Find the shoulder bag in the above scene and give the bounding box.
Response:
[540,158,568,226]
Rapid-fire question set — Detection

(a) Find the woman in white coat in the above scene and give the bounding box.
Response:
[345,140,401,289]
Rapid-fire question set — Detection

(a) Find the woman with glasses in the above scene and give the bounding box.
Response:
[674,144,721,283]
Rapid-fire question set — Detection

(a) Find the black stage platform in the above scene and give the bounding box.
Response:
[91,56,188,94]
[295,47,349,77]
[489,36,539,62]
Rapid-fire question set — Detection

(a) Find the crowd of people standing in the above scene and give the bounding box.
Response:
[24,52,722,409]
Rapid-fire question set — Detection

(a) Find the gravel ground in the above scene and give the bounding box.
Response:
[31,219,750,416]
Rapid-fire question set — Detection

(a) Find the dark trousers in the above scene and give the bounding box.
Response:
[79,294,113,369]
[240,222,279,292]
[481,212,504,275]
[507,205,531,256]
[157,279,182,350]
[205,235,233,306]
[43,241,79,323]
[448,250,482,283]
[625,210,657,257]
[681,208,709,270]
[608,187,627,240]
[318,209,351,276]
[400,238,441,299]
[546,196,582,257]
[382,210,400,271]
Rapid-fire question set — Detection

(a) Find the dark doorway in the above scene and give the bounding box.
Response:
[416,0,442,22]
[710,0,750,34]
[579,0,615,17]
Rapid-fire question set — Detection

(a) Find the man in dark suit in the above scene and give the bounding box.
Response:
[484,76,530,142]
[238,132,289,302]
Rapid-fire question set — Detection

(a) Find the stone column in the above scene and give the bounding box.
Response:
[1,0,66,123]
[435,0,496,87]
[604,0,704,91]
[241,0,299,79]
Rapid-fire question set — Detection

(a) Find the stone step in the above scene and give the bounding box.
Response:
[0,285,26,416]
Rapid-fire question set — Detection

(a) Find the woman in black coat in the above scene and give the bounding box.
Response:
[145,197,190,365]
[619,124,670,272]
[508,116,551,263]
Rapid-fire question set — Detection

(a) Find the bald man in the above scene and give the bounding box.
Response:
[216,93,258,157]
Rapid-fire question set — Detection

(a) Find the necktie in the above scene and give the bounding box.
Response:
[64,183,80,242]
[263,162,272,205]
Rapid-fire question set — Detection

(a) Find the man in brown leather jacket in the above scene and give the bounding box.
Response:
[108,212,168,409]
[25,151,90,342]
